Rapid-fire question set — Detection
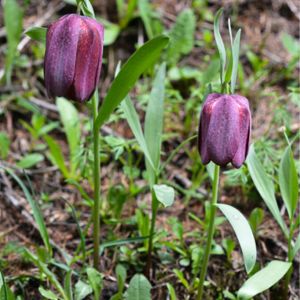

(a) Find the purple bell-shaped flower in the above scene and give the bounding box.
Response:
[44,14,104,102]
[198,93,251,168]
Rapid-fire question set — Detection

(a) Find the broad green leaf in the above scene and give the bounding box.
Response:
[167,9,195,64]
[246,145,288,237]
[38,287,58,300]
[5,169,52,255]
[292,232,300,259]
[95,35,169,130]
[279,145,298,219]
[231,29,241,93]
[120,96,155,170]
[217,204,256,273]
[214,8,226,83]
[86,268,102,300]
[56,98,81,175]
[237,261,291,299]
[144,63,166,185]
[25,26,47,43]
[125,274,151,300]
[17,153,44,169]
[74,280,92,300]
[44,135,69,178]
[153,184,175,207]
[3,0,23,84]
[26,250,67,300]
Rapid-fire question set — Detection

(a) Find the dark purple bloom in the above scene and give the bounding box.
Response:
[198,93,251,168]
[44,14,104,102]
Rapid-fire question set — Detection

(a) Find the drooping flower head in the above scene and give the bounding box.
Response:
[44,14,104,102]
[198,93,251,168]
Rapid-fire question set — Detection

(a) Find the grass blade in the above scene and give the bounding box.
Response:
[121,96,155,170]
[5,168,52,255]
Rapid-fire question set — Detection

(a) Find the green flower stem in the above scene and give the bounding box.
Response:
[196,164,220,300]
[146,188,159,279]
[283,224,294,298]
[92,92,101,270]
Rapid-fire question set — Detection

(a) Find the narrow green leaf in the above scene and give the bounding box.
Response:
[144,63,166,184]
[5,169,52,255]
[153,184,175,207]
[38,287,58,300]
[173,269,189,290]
[166,283,177,300]
[125,274,152,300]
[99,236,149,254]
[64,271,73,300]
[3,0,23,84]
[44,135,69,178]
[214,8,226,83]
[56,98,81,175]
[231,29,241,93]
[26,250,67,300]
[279,145,298,219]
[217,204,256,273]
[25,26,47,43]
[95,35,169,130]
[16,153,44,169]
[246,145,288,237]
[138,0,154,39]
[0,132,10,160]
[237,261,291,299]
[292,232,300,259]
[120,96,155,170]
[0,270,8,300]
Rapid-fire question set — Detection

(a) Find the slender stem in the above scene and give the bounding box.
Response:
[283,223,294,298]
[196,164,220,300]
[145,188,159,279]
[92,93,101,270]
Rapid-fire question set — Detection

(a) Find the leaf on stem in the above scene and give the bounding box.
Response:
[153,184,175,207]
[95,35,169,130]
[237,261,291,299]
[279,144,298,219]
[213,8,227,84]
[217,204,256,273]
[246,145,288,237]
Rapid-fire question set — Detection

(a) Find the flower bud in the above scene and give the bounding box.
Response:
[198,93,251,168]
[44,14,104,102]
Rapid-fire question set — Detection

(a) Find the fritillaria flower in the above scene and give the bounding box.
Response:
[44,14,104,102]
[198,93,251,168]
